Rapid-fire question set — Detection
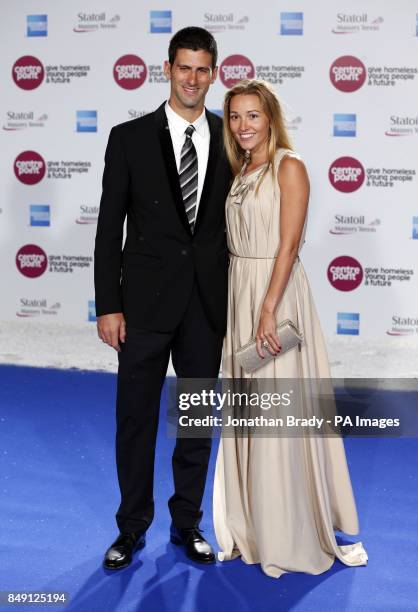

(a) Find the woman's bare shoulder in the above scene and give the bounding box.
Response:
[278,152,308,185]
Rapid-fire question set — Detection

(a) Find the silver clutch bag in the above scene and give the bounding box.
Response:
[235,319,304,374]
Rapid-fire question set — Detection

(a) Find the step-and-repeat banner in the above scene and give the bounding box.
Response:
[2,1,418,341]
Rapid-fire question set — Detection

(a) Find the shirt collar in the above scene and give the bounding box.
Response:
[165,101,207,138]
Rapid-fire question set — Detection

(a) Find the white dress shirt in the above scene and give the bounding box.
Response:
[165,101,210,218]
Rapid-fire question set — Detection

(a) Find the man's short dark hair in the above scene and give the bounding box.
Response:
[168,27,218,68]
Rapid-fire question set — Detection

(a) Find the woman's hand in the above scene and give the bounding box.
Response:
[256,309,281,359]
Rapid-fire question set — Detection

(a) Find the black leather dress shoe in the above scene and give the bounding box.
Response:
[103,531,146,570]
[170,524,216,564]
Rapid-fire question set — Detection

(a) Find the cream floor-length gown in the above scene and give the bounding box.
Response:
[213,148,368,578]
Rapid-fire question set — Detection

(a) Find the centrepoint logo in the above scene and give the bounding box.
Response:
[329,156,365,193]
[14,151,46,185]
[330,56,366,92]
[12,56,44,90]
[113,55,147,89]
[220,54,255,88]
[327,256,363,291]
[16,245,48,278]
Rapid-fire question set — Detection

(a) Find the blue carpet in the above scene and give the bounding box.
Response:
[1,365,417,611]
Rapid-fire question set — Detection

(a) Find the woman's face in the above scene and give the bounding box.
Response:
[229,94,270,154]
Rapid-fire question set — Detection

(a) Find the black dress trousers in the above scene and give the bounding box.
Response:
[115,282,223,533]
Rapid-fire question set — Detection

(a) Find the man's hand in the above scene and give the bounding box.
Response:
[97,313,126,352]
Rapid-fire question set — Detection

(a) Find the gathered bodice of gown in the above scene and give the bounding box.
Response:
[226,148,307,260]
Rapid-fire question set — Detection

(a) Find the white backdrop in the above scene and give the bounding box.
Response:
[2,0,418,343]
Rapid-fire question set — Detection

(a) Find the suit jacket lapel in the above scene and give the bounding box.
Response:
[154,102,192,235]
[194,110,221,234]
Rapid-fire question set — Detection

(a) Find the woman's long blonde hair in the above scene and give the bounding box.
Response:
[223,79,293,183]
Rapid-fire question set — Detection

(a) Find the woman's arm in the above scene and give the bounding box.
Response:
[255,155,310,358]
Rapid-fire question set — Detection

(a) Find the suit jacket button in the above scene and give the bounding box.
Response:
[181,249,188,255]
[154,200,159,204]
[139,236,144,241]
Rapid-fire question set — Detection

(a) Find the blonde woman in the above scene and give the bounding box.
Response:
[213,80,368,578]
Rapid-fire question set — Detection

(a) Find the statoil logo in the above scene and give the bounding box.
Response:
[327,256,363,291]
[16,244,48,278]
[387,315,418,336]
[330,56,366,92]
[329,156,365,193]
[220,54,255,88]
[113,55,147,89]
[12,56,44,90]
[14,151,46,185]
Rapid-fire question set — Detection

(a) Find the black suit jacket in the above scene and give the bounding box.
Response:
[94,102,232,333]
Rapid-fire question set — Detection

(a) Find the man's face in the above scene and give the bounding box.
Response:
[164,48,218,111]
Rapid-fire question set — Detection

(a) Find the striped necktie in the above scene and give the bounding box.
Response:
[179,125,198,233]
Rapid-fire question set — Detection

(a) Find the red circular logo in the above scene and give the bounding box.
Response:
[12,56,44,90]
[14,151,46,185]
[113,55,147,89]
[329,157,365,193]
[220,55,255,88]
[330,56,366,92]
[16,245,48,278]
[327,256,363,291]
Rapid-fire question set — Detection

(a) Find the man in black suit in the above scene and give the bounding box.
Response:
[95,27,231,569]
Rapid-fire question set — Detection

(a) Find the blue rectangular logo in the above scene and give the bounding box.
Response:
[413,217,418,239]
[88,300,96,322]
[150,10,172,33]
[30,204,50,227]
[333,113,356,137]
[76,110,97,133]
[27,14,48,37]
[280,12,303,35]
[337,313,360,336]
